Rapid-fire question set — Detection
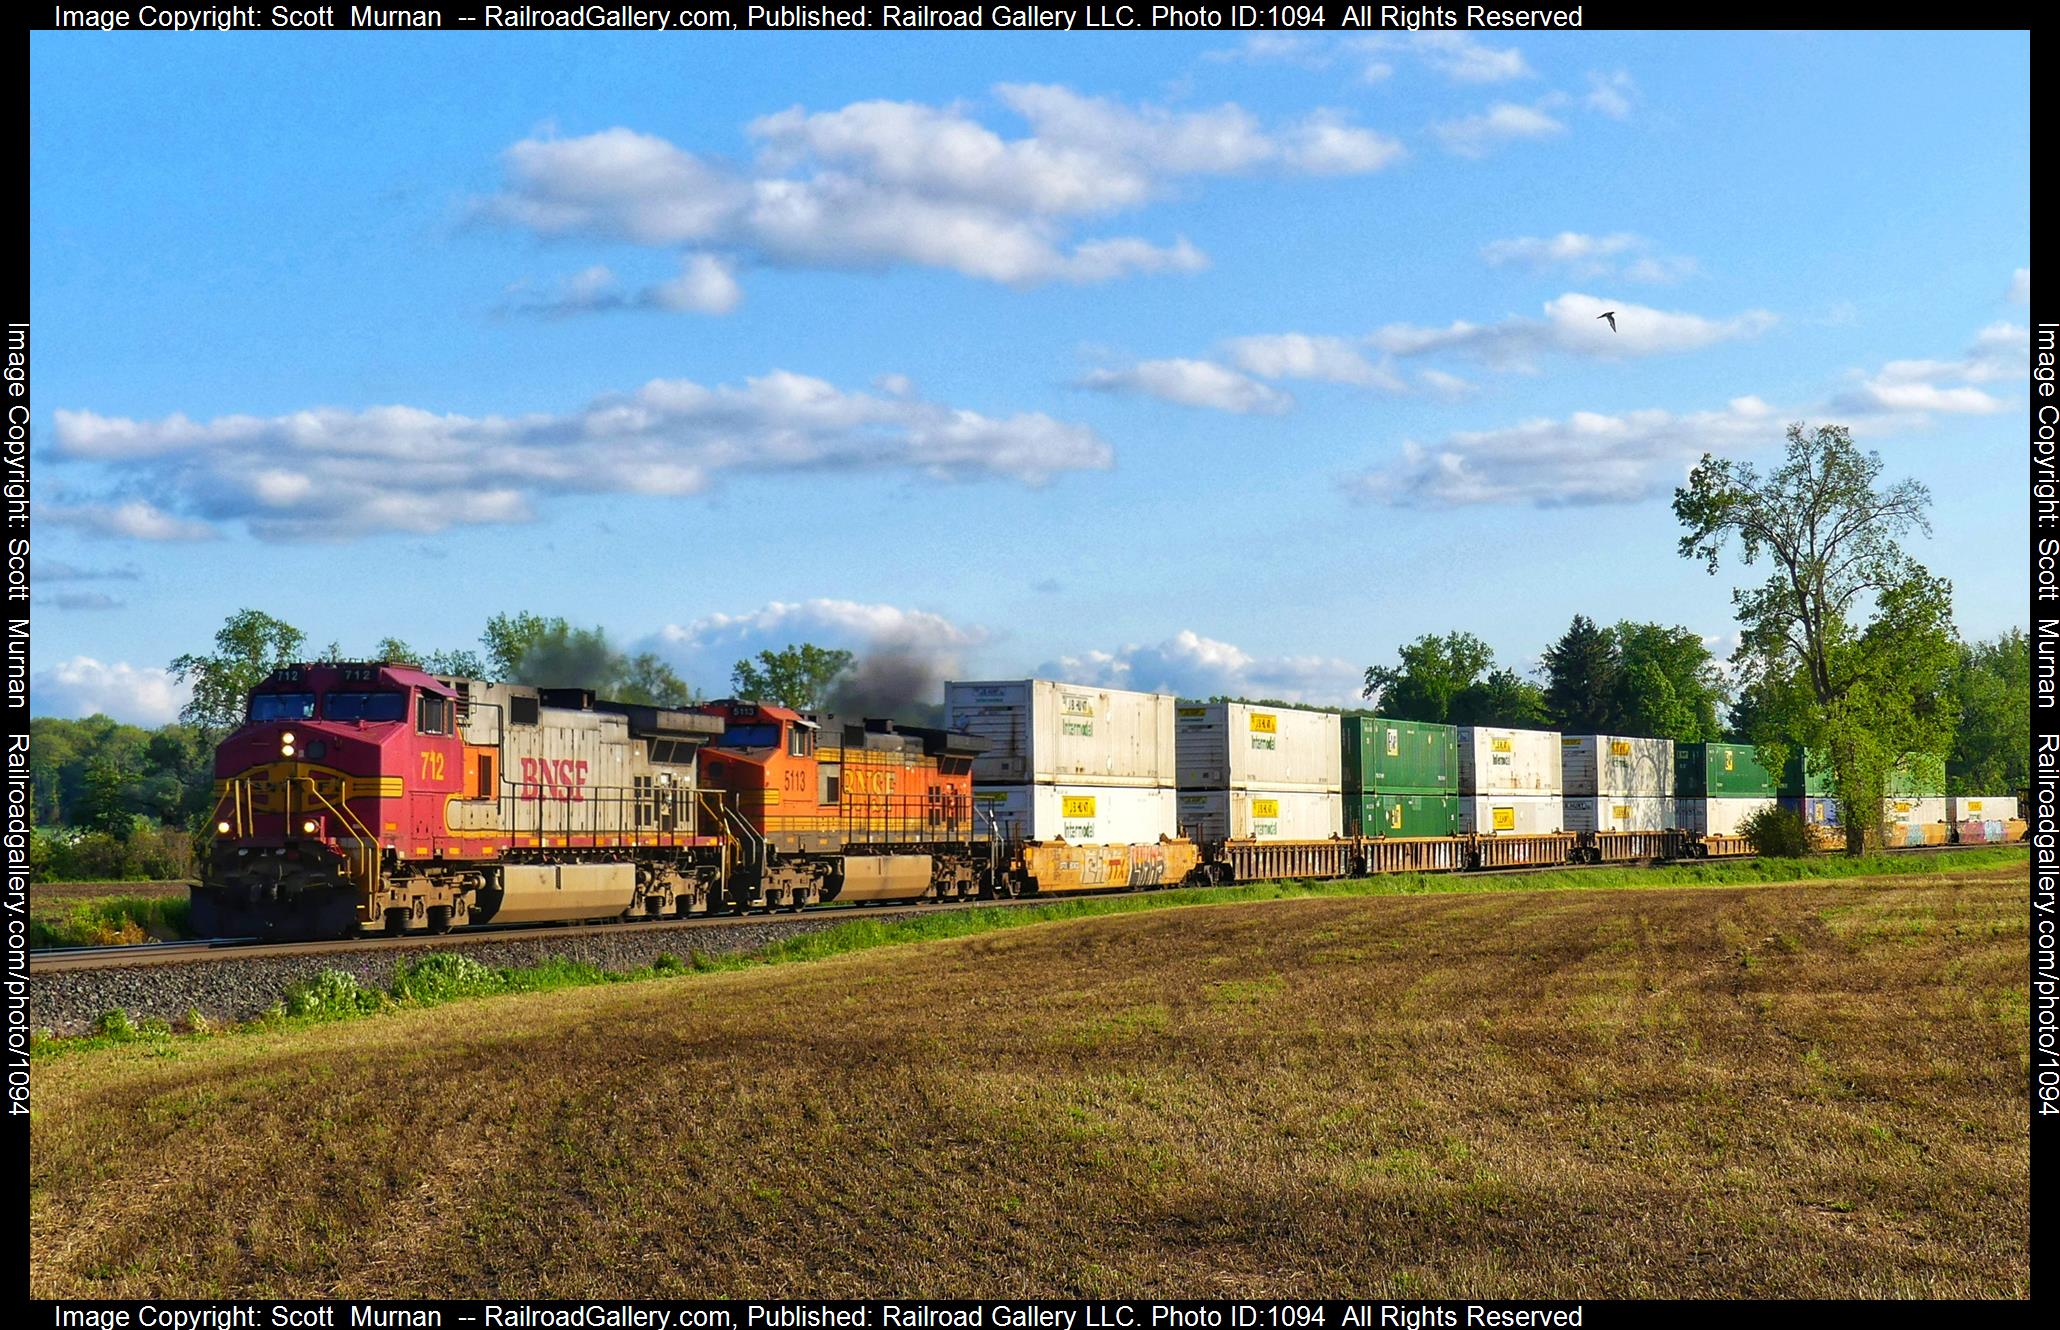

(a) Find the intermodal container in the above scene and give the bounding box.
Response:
[946,680,1176,788]
[971,783,1178,844]
[1678,797,1777,837]
[1458,794,1564,835]
[1948,796,2018,822]
[1344,792,1461,839]
[1175,703,1340,792]
[1886,752,1946,797]
[1564,796,1675,833]
[1457,727,1563,795]
[1676,743,1776,798]
[1341,717,1459,794]
[1780,794,1840,827]
[1781,749,1835,796]
[1561,735,1674,797]
[1177,788,1342,841]
[1884,796,1947,827]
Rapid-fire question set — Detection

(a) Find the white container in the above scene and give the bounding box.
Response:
[946,680,1176,788]
[1884,796,1948,826]
[1564,796,1676,833]
[1458,794,1564,835]
[1177,788,1342,841]
[1457,726,1563,795]
[971,783,1177,844]
[1175,703,1341,792]
[1948,796,2018,822]
[1678,797,1776,837]
[1561,735,1674,797]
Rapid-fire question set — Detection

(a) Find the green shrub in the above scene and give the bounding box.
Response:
[282,970,387,1020]
[1742,805,1811,858]
[388,952,503,1003]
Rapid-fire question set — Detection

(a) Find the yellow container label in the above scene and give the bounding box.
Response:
[1252,799,1279,817]
[1613,805,1630,820]
[1385,728,1400,756]
[1249,713,1277,734]
[1491,737,1513,753]
[1492,807,1516,831]
[1723,751,1735,771]
[1177,706,1206,718]
[974,791,1008,805]
[1967,800,1983,813]
[1894,800,1911,813]
[1062,795,1097,817]
[1611,740,1632,756]
[1387,803,1404,830]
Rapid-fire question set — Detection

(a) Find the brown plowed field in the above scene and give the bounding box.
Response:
[30,865,2029,1298]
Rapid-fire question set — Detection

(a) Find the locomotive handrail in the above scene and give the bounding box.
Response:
[292,775,381,897]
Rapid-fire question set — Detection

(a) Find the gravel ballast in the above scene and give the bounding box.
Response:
[30,915,853,1036]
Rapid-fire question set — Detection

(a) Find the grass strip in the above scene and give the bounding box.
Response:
[39,844,2027,1058]
[28,895,193,949]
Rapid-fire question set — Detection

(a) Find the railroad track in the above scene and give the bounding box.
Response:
[27,891,1069,974]
[29,837,2018,976]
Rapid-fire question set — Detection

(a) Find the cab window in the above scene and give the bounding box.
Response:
[416,693,453,736]
[715,723,780,749]
[325,691,408,723]
[249,692,315,722]
[787,727,813,757]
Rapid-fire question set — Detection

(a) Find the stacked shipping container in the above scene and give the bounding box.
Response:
[1560,735,1675,832]
[1340,717,1459,837]
[1456,726,1564,834]
[1174,703,1342,841]
[945,680,1179,844]
[1675,742,1777,836]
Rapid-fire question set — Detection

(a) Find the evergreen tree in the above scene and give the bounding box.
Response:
[1539,615,1621,733]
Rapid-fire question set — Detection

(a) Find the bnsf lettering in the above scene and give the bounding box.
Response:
[518,756,590,802]
[845,770,897,795]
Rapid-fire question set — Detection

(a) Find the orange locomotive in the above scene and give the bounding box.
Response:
[695,700,993,910]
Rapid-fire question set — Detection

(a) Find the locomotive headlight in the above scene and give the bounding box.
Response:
[281,744,296,757]
[301,819,318,834]
[216,821,232,834]
[281,731,296,746]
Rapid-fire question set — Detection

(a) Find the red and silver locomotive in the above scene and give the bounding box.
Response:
[199,662,993,940]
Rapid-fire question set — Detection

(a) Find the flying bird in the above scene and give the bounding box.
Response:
[1597,310,1617,333]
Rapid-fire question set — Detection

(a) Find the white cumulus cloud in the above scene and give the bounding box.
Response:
[484,85,1400,303]
[1080,358,1294,414]
[53,372,1112,542]
[1434,101,1566,157]
[33,657,189,725]
[1342,396,1779,509]
[1372,292,1776,368]
[1037,629,1363,705]
[651,599,987,700]
[1481,232,1695,283]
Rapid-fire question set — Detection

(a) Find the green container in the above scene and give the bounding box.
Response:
[1345,792,1460,839]
[1782,749,1835,796]
[1676,742,1776,798]
[1342,717,1458,794]
[1887,752,1946,797]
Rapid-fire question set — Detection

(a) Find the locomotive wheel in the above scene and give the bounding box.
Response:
[426,906,452,935]
[384,907,410,936]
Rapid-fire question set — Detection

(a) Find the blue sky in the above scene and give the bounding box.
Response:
[30,29,2031,723]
